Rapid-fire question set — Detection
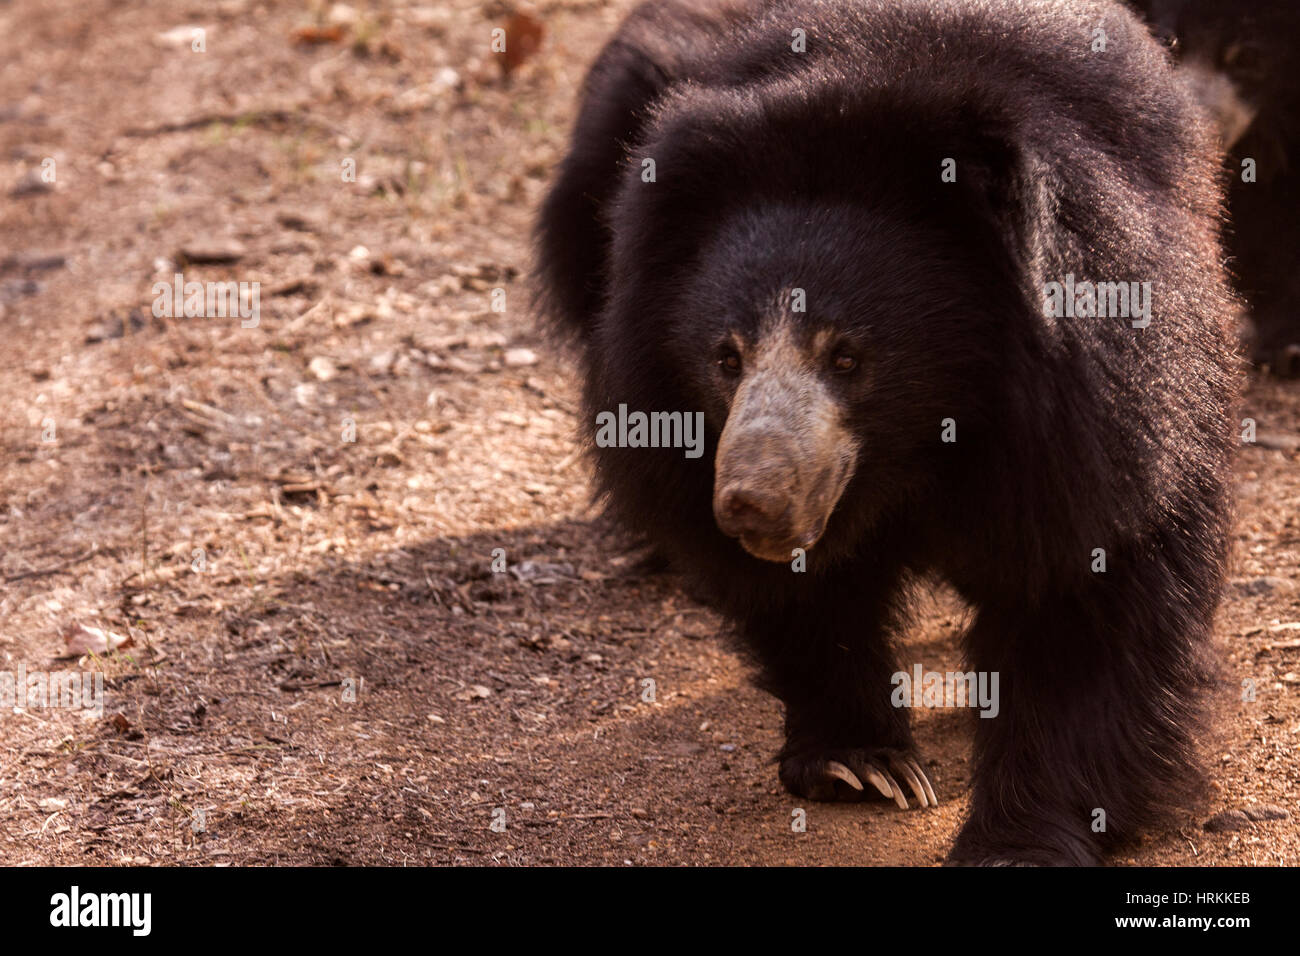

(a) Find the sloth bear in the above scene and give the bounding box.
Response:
[535,0,1239,865]
[1129,0,1300,374]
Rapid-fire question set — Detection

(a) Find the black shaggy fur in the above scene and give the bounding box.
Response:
[535,0,1240,865]
[1130,0,1300,373]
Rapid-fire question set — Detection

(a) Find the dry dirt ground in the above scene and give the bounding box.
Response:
[1,0,1297,866]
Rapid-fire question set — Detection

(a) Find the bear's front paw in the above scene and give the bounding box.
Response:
[779,747,937,809]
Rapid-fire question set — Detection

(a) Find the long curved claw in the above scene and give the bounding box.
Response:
[889,755,931,809]
[824,760,864,792]
[857,764,897,802]
[877,766,909,809]
[911,758,939,807]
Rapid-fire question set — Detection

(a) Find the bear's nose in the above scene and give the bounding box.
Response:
[715,486,790,538]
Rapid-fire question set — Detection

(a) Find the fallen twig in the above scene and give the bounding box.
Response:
[4,545,98,582]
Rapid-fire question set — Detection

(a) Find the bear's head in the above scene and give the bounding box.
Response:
[591,81,1037,566]
[672,202,1017,562]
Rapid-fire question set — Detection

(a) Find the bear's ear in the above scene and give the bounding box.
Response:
[830,86,1052,295]
[948,128,1044,276]
[897,111,1047,303]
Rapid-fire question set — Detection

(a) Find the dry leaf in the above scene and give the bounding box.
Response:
[62,623,131,657]
[292,25,345,46]
[500,12,544,76]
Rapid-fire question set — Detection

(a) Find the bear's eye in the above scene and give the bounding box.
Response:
[717,349,742,375]
[832,353,857,374]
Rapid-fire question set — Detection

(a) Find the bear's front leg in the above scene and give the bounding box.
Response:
[741,568,938,810]
[949,561,1220,866]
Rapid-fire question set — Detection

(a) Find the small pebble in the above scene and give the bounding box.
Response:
[1202,809,1250,832]
[309,356,339,381]
[503,347,538,367]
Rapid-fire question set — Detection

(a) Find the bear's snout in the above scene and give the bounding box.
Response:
[715,480,794,540]
[712,364,856,563]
